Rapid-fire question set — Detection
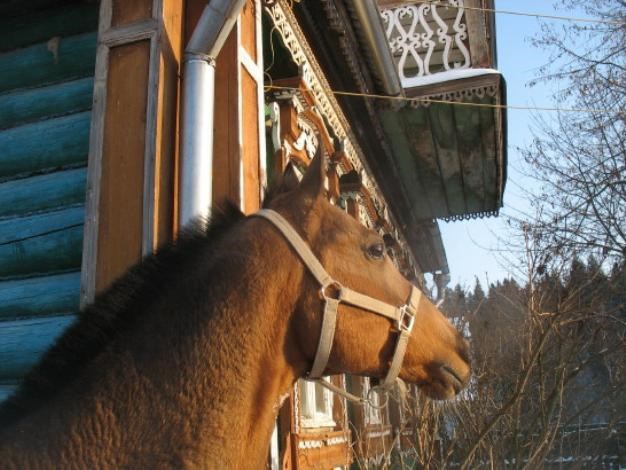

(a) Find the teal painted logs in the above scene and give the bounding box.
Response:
[0,78,94,130]
[0,32,96,93]
[0,1,97,403]
[0,383,17,402]
[0,3,99,52]
[0,315,76,379]
[0,0,62,18]
[0,272,80,320]
[0,111,90,178]
[0,168,86,219]
[0,207,84,279]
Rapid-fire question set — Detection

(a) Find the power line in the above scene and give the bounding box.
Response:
[264,84,624,115]
[421,1,626,27]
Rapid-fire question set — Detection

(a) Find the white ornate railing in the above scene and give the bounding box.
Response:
[381,1,471,88]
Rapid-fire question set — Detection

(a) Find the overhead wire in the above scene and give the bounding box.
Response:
[263,84,625,115]
[263,2,625,115]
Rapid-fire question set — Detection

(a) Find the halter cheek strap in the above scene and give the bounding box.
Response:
[253,209,421,387]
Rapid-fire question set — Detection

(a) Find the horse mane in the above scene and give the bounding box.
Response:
[0,200,246,428]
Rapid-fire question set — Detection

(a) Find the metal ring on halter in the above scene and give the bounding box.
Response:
[366,385,389,410]
[319,281,343,301]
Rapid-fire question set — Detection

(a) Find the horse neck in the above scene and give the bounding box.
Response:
[3,225,306,468]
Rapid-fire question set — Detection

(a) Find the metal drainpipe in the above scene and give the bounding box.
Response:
[179,0,247,227]
[346,0,402,97]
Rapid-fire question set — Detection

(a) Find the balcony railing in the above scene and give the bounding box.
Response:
[380,0,493,89]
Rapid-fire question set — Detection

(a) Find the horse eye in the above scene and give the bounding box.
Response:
[365,242,385,260]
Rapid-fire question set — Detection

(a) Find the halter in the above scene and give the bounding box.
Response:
[253,209,421,388]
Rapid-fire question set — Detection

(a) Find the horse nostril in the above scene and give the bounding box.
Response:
[441,365,464,392]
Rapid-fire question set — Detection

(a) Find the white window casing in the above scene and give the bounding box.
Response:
[300,378,336,429]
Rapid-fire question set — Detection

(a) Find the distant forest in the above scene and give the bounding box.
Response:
[417,257,626,468]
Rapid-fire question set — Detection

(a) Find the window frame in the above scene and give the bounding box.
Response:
[299,378,337,429]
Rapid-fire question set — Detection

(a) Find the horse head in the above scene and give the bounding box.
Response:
[264,149,470,400]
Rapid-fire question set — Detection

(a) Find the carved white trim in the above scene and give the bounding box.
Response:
[366,429,392,439]
[298,439,324,450]
[293,381,300,435]
[408,83,499,108]
[381,1,471,88]
[297,435,349,449]
[265,0,422,279]
[326,435,349,446]
[265,1,386,225]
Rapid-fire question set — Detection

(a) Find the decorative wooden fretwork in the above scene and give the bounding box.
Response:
[381,1,471,88]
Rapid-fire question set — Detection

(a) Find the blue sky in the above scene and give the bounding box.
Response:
[438,0,584,289]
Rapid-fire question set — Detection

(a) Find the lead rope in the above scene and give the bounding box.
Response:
[312,378,389,409]
[312,377,409,409]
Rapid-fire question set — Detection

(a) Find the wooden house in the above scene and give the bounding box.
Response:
[0,0,505,468]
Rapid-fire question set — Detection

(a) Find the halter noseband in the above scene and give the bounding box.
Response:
[253,209,421,387]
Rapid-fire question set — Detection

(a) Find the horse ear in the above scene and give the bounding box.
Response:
[299,144,326,200]
[281,162,301,193]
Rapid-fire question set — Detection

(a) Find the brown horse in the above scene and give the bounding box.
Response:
[0,151,470,468]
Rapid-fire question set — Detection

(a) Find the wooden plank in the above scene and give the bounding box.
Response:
[183,0,206,45]
[95,41,150,293]
[0,3,99,52]
[0,207,84,280]
[0,78,94,130]
[0,168,86,219]
[464,0,492,68]
[0,272,80,321]
[212,28,241,205]
[99,19,157,48]
[242,66,260,213]
[0,314,76,380]
[295,430,352,469]
[141,34,159,256]
[240,0,257,62]
[154,0,184,245]
[80,0,112,307]
[0,111,90,179]
[453,103,485,214]
[111,0,153,27]
[0,32,97,94]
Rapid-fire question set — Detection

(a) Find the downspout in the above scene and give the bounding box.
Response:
[346,0,402,96]
[179,0,247,227]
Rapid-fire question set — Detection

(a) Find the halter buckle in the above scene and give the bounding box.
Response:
[320,281,343,301]
[397,304,416,333]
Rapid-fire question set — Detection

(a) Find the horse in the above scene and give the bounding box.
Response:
[0,150,470,468]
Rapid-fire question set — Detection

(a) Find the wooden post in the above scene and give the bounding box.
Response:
[464,0,492,68]
[81,0,183,303]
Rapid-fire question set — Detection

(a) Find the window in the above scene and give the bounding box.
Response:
[300,378,336,428]
[363,377,383,425]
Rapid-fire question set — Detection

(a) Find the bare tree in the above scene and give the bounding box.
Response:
[521,0,626,267]
[405,255,626,469]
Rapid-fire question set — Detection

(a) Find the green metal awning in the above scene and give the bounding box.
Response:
[379,71,507,221]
